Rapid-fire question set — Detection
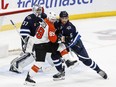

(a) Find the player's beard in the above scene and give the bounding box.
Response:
[61,21,67,25]
[60,17,68,25]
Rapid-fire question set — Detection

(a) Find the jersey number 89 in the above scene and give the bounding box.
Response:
[36,27,45,39]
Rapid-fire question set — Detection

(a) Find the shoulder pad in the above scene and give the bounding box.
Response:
[26,14,36,20]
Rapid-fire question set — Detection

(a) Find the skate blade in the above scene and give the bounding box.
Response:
[53,77,65,81]
[24,81,36,86]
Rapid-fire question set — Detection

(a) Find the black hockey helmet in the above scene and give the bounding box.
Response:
[59,11,68,17]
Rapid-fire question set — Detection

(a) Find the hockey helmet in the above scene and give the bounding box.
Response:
[59,11,68,18]
[32,4,44,16]
[48,11,57,23]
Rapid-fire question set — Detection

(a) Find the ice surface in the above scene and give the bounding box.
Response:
[0,16,116,87]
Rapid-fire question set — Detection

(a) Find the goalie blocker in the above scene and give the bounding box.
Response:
[9,52,35,73]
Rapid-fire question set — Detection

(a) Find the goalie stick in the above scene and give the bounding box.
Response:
[10,20,26,44]
[10,20,29,53]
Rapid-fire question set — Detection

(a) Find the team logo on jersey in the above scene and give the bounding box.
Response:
[67,26,71,30]
[27,16,31,20]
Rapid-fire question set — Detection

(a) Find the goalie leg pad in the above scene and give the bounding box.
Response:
[10,52,35,73]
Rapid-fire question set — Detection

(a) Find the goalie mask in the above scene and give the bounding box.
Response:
[48,11,57,23]
[32,4,44,17]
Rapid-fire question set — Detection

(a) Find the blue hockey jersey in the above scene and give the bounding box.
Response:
[54,20,81,47]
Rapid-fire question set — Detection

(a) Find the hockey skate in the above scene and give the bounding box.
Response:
[65,60,77,68]
[24,73,36,86]
[97,69,108,79]
[53,66,65,81]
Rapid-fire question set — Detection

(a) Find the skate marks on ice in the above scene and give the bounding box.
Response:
[95,29,116,40]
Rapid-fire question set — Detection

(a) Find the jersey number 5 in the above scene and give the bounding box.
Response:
[36,27,45,39]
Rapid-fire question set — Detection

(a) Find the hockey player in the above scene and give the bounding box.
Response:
[9,5,77,74]
[24,11,66,85]
[54,11,108,79]
[9,4,47,73]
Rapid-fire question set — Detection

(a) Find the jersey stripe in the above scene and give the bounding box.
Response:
[69,33,81,47]
[20,29,30,36]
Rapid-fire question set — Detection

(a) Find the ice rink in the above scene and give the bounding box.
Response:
[0,16,116,87]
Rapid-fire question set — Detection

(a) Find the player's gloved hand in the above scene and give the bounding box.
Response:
[61,36,65,43]
[41,13,47,19]
[57,34,63,43]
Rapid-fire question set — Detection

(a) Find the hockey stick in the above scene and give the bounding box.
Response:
[10,20,30,53]
[10,20,36,57]
[10,20,26,43]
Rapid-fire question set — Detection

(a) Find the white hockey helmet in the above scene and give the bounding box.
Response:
[32,4,43,16]
[48,11,57,23]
